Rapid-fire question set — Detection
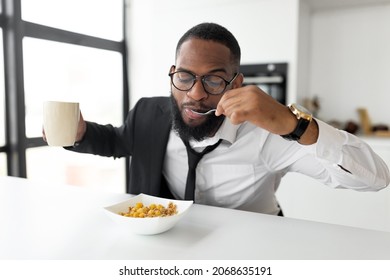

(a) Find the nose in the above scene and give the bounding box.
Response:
[186,79,208,101]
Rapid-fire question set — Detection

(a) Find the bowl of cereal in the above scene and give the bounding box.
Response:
[103,194,193,235]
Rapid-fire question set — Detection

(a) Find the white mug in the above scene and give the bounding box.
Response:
[43,101,80,147]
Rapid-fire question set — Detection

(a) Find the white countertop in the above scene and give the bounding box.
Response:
[1,176,390,260]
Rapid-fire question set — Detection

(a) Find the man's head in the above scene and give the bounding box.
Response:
[170,23,243,142]
[175,22,241,71]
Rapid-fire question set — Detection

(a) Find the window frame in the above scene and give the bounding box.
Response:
[0,0,129,183]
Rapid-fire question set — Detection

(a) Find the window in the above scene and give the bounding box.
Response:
[0,154,6,176]
[0,31,5,148]
[2,0,129,193]
[23,38,123,137]
[0,28,6,178]
[21,0,123,41]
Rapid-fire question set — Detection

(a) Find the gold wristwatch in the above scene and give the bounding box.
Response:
[281,103,312,141]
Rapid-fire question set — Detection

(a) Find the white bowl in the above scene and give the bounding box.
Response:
[103,193,193,235]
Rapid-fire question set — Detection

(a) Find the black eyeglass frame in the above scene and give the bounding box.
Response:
[169,69,239,95]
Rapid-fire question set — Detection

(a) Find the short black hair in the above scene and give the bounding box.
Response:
[176,22,241,69]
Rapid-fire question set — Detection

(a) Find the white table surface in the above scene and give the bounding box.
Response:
[1,176,390,260]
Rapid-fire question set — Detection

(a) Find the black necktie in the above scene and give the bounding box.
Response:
[183,139,222,201]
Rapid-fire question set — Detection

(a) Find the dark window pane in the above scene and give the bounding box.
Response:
[0,31,5,147]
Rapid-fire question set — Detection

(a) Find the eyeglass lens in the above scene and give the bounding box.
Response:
[171,72,228,95]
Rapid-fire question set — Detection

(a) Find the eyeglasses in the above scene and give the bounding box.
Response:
[169,70,239,95]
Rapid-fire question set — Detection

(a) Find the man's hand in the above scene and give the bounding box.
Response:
[42,112,87,143]
[75,112,87,142]
[215,85,318,145]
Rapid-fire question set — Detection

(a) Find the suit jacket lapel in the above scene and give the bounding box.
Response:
[128,97,173,197]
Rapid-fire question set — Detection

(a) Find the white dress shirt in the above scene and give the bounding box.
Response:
[162,118,390,215]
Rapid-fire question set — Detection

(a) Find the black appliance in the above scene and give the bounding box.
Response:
[240,63,288,105]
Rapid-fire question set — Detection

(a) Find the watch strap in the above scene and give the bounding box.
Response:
[281,117,310,141]
[281,104,312,141]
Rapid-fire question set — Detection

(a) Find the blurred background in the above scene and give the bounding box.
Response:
[1,0,126,193]
[1,0,390,231]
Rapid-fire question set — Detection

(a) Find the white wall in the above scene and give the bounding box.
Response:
[296,0,312,102]
[126,0,300,106]
[308,3,390,125]
[126,0,390,128]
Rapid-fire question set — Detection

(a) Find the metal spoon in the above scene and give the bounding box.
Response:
[190,109,217,115]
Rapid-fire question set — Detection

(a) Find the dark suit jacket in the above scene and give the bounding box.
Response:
[69,97,174,198]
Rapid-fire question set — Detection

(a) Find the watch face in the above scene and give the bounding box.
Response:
[282,103,312,141]
[290,104,312,120]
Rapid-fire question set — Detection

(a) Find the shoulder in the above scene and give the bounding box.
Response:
[135,96,171,112]
[136,96,170,106]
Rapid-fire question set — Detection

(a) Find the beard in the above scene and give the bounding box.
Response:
[170,94,225,142]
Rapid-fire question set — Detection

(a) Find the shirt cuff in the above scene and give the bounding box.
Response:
[314,119,347,164]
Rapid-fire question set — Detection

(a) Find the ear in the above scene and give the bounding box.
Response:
[169,65,176,74]
[233,73,244,89]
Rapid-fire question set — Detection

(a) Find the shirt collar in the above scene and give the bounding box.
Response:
[190,118,240,148]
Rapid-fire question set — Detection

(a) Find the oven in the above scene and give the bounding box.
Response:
[240,63,288,105]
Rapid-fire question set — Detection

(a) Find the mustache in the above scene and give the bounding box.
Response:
[169,88,214,111]
[169,94,224,142]
[182,102,215,111]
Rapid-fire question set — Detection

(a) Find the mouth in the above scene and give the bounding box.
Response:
[191,108,210,113]
[190,109,216,115]
[184,105,214,113]
[184,108,208,119]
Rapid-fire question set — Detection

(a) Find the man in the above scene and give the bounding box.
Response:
[62,22,389,215]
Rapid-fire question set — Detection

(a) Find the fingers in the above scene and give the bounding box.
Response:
[216,86,258,124]
[76,112,87,142]
[42,111,87,144]
[216,89,239,115]
[215,85,287,131]
[42,127,47,142]
[217,102,247,124]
